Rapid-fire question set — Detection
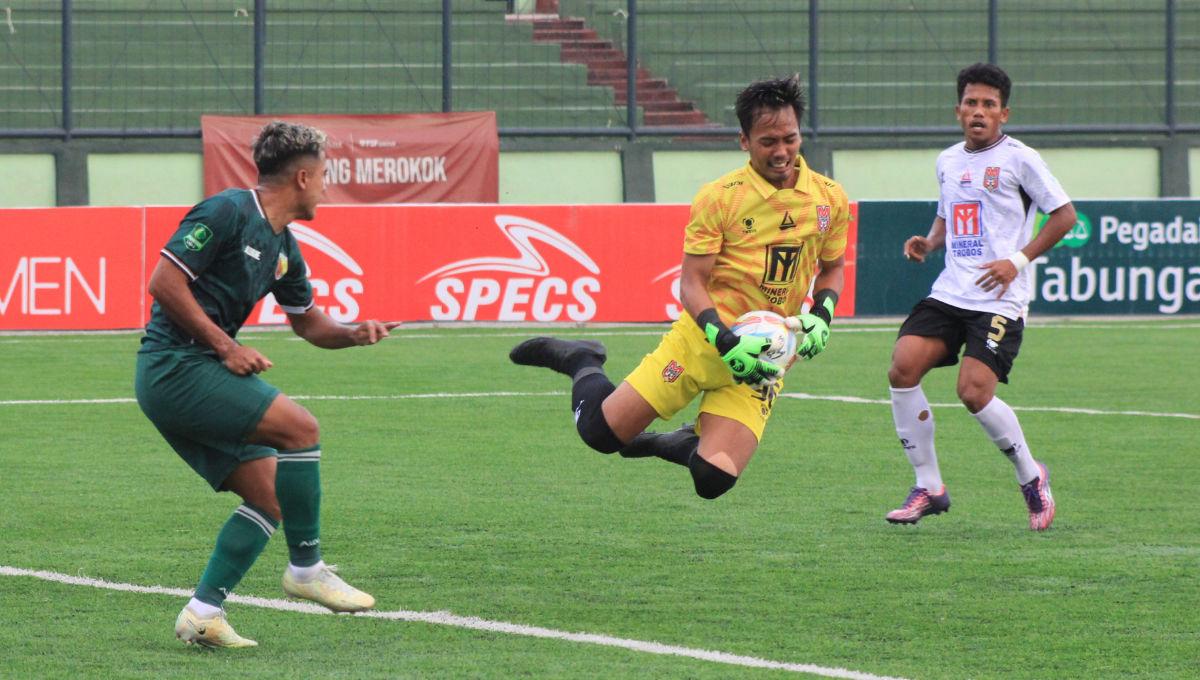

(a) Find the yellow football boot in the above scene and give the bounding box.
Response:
[282,564,375,612]
[174,605,258,648]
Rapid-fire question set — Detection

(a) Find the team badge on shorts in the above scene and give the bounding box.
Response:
[983,166,1001,192]
[816,205,831,233]
[661,360,684,383]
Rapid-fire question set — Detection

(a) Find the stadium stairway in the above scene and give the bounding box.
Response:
[529,16,711,126]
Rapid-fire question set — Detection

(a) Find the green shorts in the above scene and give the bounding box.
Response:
[135,348,279,490]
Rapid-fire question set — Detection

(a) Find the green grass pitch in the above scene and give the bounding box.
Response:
[1,319,1197,679]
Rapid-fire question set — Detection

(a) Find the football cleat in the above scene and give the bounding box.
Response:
[282,564,375,613]
[509,337,607,376]
[1020,460,1056,531]
[885,485,951,524]
[175,605,257,648]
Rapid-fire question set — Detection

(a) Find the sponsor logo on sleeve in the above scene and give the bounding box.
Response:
[183,223,212,251]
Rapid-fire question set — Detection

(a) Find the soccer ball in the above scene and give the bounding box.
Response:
[731,310,798,371]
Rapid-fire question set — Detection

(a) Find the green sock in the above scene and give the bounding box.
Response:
[194,503,278,606]
[276,445,323,567]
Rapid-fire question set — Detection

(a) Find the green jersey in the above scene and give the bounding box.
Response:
[141,188,313,352]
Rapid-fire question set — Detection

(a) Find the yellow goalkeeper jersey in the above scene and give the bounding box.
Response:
[684,154,850,323]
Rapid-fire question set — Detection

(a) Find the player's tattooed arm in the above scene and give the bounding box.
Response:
[289,307,400,348]
[147,256,272,375]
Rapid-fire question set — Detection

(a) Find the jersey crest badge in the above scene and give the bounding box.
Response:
[183,223,212,251]
[661,359,685,383]
[983,166,1001,191]
[815,205,831,233]
[959,169,972,186]
[275,253,289,280]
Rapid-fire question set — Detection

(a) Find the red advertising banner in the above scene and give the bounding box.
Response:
[0,208,144,330]
[0,202,857,330]
[146,203,859,326]
[839,201,859,318]
[201,113,499,204]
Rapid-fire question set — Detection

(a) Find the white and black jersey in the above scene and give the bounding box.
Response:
[931,135,1070,320]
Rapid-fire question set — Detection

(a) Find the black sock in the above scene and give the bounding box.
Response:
[565,352,605,380]
[657,428,699,466]
[620,426,698,467]
[571,369,614,409]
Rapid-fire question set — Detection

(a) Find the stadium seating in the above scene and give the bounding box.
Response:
[0,1,643,131]
[1,1,1194,132]
[559,0,1184,130]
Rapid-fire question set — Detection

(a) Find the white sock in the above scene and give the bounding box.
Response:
[187,597,222,618]
[972,396,1039,485]
[288,560,326,582]
[890,385,944,491]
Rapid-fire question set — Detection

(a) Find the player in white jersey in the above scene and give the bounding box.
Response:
[884,63,1077,531]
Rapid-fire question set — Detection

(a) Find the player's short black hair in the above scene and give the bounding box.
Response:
[957,63,1012,107]
[735,74,806,135]
[252,121,326,180]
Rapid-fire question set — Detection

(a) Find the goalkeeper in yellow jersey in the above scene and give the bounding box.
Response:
[510,75,849,499]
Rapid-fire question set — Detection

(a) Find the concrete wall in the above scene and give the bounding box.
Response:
[651,150,747,203]
[0,154,56,207]
[831,147,1162,201]
[87,153,204,206]
[498,151,623,204]
[0,144,1192,207]
[830,149,942,200]
[1039,148,1159,199]
[1191,148,1200,197]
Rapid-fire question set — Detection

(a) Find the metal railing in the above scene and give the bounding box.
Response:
[0,0,1194,139]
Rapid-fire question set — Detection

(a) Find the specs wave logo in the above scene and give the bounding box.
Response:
[420,215,601,321]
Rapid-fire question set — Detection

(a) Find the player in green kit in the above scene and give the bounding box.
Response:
[135,121,398,648]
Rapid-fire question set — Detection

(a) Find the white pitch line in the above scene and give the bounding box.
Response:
[2,390,1197,420]
[0,391,568,406]
[2,322,1198,343]
[381,322,1200,338]
[289,391,569,401]
[0,565,907,680]
[0,397,139,405]
[781,392,1200,420]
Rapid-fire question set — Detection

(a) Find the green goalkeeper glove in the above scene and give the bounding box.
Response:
[696,308,781,385]
[786,290,838,360]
